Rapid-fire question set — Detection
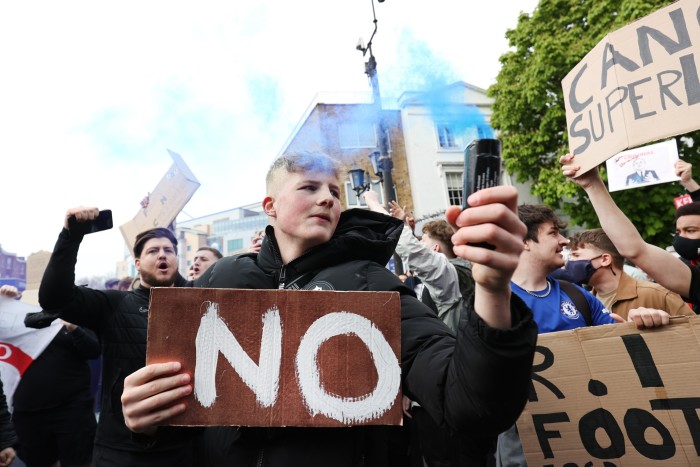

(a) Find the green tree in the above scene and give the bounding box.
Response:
[488,0,700,247]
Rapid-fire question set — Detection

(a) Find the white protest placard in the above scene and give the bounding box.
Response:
[119,150,200,252]
[605,139,680,192]
[562,0,700,175]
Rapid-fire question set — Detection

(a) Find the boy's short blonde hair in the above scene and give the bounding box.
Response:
[266,152,340,194]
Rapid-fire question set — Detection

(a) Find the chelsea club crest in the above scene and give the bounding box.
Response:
[561,301,580,320]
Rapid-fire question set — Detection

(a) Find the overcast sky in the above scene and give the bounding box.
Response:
[0,0,539,279]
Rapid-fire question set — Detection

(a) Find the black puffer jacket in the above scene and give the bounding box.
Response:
[193,209,537,466]
[35,229,193,455]
[0,380,17,452]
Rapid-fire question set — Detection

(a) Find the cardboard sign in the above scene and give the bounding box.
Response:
[605,139,680,192]
[563,0,700,175]
[517,316,700,466]
[146,288,402,427]
[119,149,200,252]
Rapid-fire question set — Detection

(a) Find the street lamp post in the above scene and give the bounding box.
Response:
[353,0,403,275]
[356,0,395,209]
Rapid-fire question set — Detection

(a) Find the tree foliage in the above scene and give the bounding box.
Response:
[488,0,700,247]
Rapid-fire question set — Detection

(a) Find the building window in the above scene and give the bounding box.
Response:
[437,124,459,149]
[345,181,385,208]
[187,245,192,251]
[339,122,377,148]
[227,239,243,252]
[445,171,464,207]
[436,121,486,151]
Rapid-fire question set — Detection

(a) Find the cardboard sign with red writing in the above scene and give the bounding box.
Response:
[146,288,402,427]
[563,0,700,175]
[517,316,700,466]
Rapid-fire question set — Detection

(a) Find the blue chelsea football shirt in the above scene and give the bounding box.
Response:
[511,277,617,334]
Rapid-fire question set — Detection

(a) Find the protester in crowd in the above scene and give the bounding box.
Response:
[120,151,538,466]
[562,153,700,313]
[190,247,223,281]
[104,278,120,290]
[496,204,671,466]
[0,378,16,467]
[13,308,101,466]
[34,216,194,467]
[0,285,21,301]
[402,270,424,299]
[364,191,473,332]
[247,229,266,254]
[510,205,621,332]
[365,191,477,465]
[0,288,20,467]
[675,159,700,201]
[568,229,693,320]
[117,276,135,292]
[623,259,650,282]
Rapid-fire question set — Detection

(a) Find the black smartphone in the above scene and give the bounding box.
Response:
[68,209,113,235]
[462,139,502,249]
[462,138,502,209]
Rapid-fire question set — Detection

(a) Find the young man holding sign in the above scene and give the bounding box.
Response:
[121,152,538,466]
[562,153,700,313]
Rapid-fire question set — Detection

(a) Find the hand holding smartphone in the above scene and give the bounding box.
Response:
[68,209,113,235]
[462,139,502,209]
[462,139,502,249]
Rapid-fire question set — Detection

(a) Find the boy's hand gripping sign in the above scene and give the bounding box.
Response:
[146,288,402,427]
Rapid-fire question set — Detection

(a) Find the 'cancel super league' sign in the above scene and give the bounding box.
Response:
[563,0,700,175]
[146,288,402,427]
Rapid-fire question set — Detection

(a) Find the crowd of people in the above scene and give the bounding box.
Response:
[0,149,698,466]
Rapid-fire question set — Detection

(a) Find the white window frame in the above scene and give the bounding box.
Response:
[435,122,484,152]
[338,122,377,149]
[444,171,464,207]
[436,124,460,150]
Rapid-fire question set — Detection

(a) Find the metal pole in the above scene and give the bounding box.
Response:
[365,54,395,208]
[361,1,402,276]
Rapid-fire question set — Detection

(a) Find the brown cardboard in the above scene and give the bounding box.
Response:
[563,0,700,175]
[146,288,402,427]
[517,315,700,466]
[119,150,200,252]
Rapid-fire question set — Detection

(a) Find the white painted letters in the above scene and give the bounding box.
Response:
[194,301,282,408]
[296,311,401,424]
[193,305,400,423]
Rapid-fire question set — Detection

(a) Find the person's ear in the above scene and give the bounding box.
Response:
[523,239,531,251]
[432,243,440,253]
[263,196,276,218]
[134,258,141,272]
[600,253,612,267]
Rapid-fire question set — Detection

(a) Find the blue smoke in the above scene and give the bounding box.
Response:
[380,29,493,142]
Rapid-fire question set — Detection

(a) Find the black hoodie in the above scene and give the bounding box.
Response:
[192,209,537,466]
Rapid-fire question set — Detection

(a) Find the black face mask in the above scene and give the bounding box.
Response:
[562,256,601,285]
[672,234,700,261]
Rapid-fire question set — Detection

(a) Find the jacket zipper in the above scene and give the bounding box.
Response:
[256,447,265,467]
[278,265,286,289]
